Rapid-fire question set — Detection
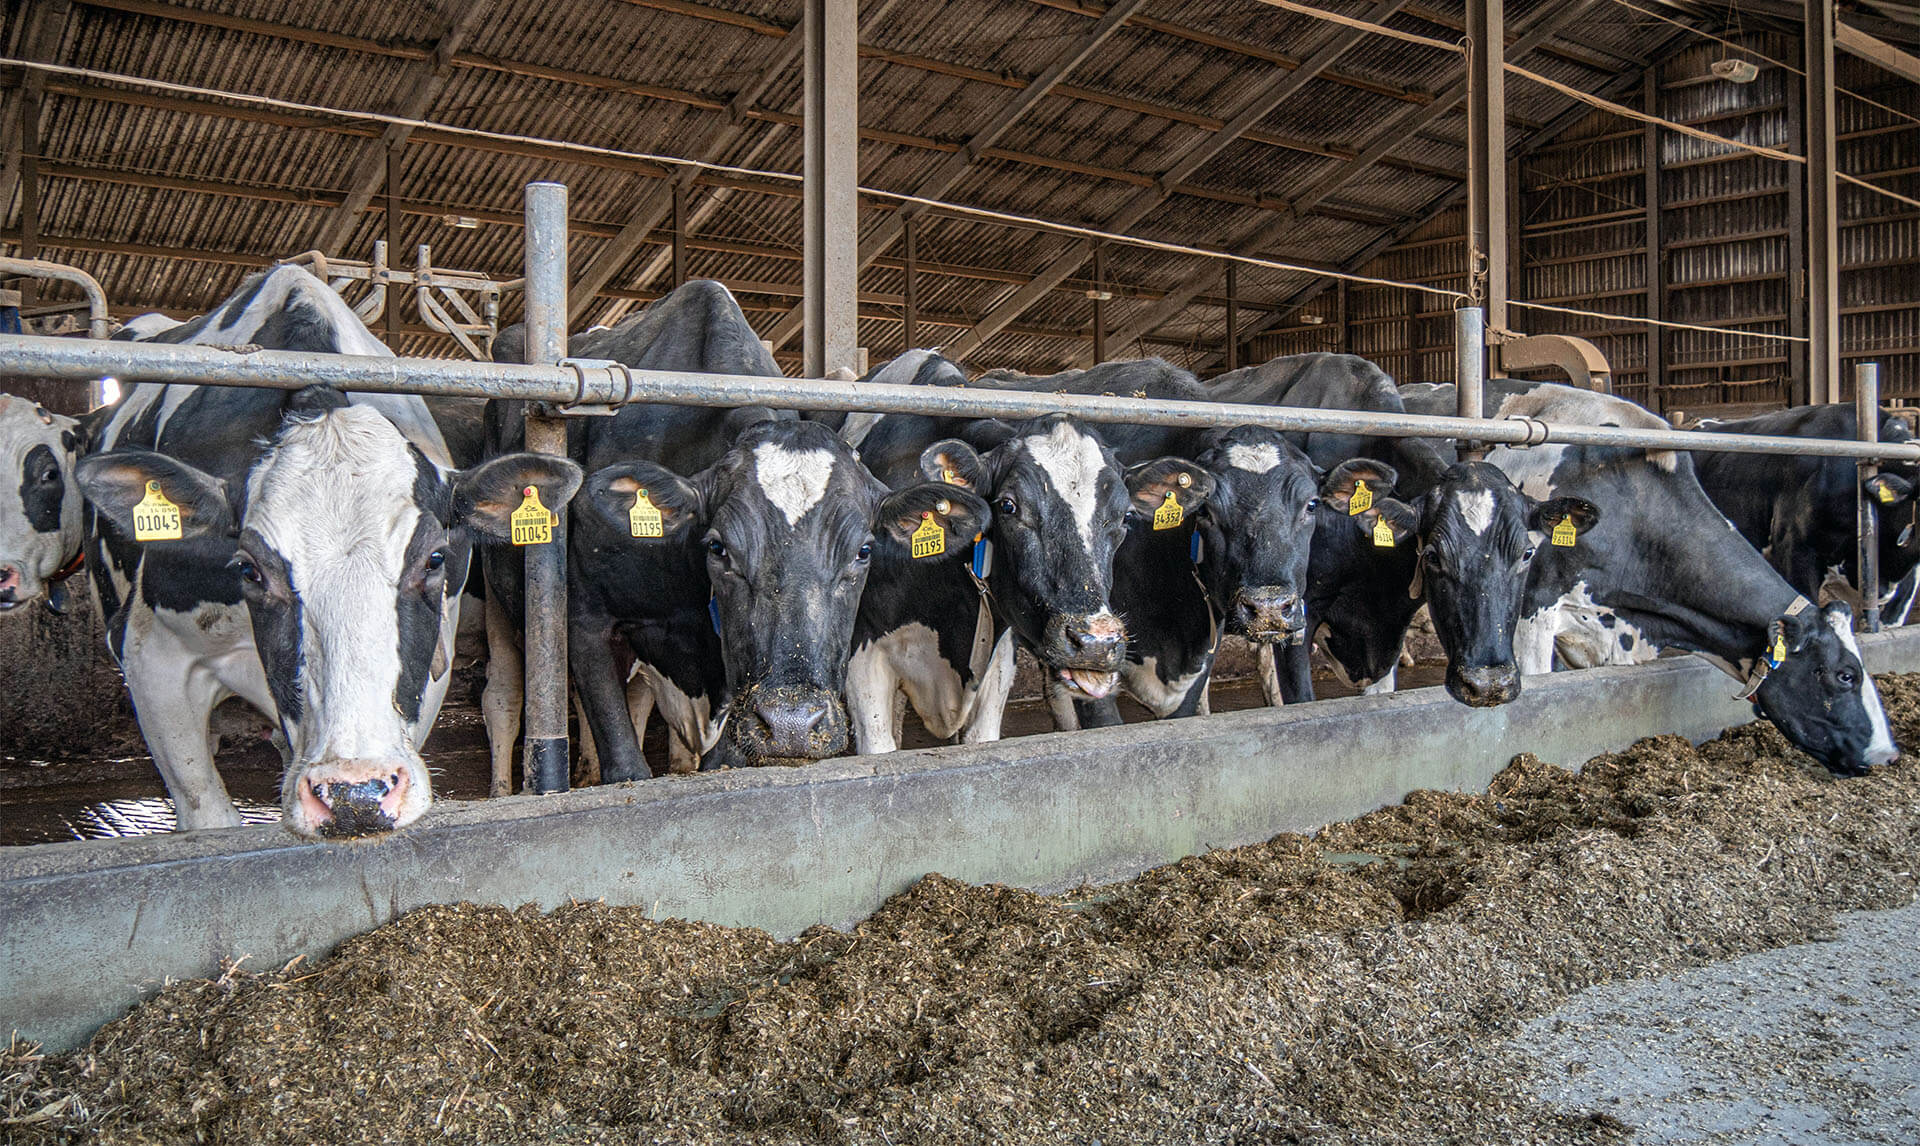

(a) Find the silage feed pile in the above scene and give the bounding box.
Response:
[8,679,1920,1146]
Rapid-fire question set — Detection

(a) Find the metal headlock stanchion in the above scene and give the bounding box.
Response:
[521,182,571,794]
[1455,306,1486,462]
[1857,360,1883,633]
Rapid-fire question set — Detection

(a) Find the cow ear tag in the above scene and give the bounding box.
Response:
[1372,516,1396,548]
[132,480,183,542]
[1768,633,1788,668]
[708,595,721,634]
[1153,490,1184,531]
[1877,482,1898,505]
[971,534,993,580]
[911,511,946,559]
[1190,531,1204,564]
[628,489,664,539]
[511,485,553,546]
[1551,515,1578,547]
[1348,479,1373,516]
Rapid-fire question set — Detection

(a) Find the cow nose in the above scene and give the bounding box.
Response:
[1449,664,1520,708]
[756,700,830,739]
[1062,614,1125,666]
[0,564,19,596]
[1235,588,1305,640]
[297,763,412,838]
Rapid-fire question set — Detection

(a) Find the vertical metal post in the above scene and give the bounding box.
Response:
[1091,243,1107,364]
[1456,306,1487,461]
[521,182,571,794]
[671,180,688,288]
[802,0,859,377]
[1857,361,1882,632]
[1806,0,1841,405]
[384,143,400,341]
[1785,38,1810,407]
[1642,69,1667,413]
[1337,279,1350,354]
[15,88,43,315]
[1466,0,1508,337]
[901,212,919,349]
[1224,261,1239,371]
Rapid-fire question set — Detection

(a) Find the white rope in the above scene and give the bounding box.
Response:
[1240,0,1462,54]
[1511,300,1809,343]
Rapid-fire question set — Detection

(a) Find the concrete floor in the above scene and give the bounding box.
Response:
[1515,902,1920,1144]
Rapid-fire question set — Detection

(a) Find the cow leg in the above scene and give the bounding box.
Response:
[625,669,657,770]
[1167,660,1213,718]
[1256,644,1283,707]
[1362,667,1398,695]
[570,618,647,783]
[480,593,524,797]
[1046,678,1082,731]
[1513,607,1558,676]
[959,629,1017,744]
[1274,638,1315,705]
[571,690,601,788]
[845,641,902,755]
[124,648,241,831]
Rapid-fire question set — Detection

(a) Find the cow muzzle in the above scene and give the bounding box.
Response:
[1232,587,1306,643]
[1447,663,1520,708]
[1044,612,1125,699]
[0,563,24,611]
[738,685,849,763]
[292,759,420,839]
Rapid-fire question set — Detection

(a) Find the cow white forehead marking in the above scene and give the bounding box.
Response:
[245,406,428,559]
[1024,422,1107,549]
[753,442,837,527]
[1226,442,1282,474]
[1457,489,1495,536]
[1827,607,1897,763]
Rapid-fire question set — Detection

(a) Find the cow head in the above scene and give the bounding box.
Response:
[1401,462,1599,707]
[1183,427,1321,643]
[1865,470,1920,591]
[79,391,581,839]
[585,419,985,766]
[1753,600,1899,777]
[1304,460,1421,690]
[922,415,1140,701]
[0,395,85,615]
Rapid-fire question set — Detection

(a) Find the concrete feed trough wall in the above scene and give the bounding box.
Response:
[7,628,1920,1053]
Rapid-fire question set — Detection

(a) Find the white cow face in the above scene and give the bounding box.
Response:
[0,395,84,615]
[79,398,581,838]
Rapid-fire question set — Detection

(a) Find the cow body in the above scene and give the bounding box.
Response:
[0,395,85,614]
[84,266,577,836]
[1693,404,1920,616]
[1403,380,1897,775]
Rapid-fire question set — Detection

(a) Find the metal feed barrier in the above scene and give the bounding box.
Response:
[0,182,1910,791]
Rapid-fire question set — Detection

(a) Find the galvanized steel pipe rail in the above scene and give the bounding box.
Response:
[3,333,1919,464]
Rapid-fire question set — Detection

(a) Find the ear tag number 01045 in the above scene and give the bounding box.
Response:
[1551,515,1578,547]
[911,510,946,559]
[629,489,664,538]
[132,480,183,542]
[511,485,555,547]
[1153,491,1184,531]
[1348,479,1373,516]
[1372,516,1395,548]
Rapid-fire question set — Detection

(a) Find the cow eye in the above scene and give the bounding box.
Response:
[230,556,262,584]
[856,541,873,562]
[1836,669,1857,689]
[706,537,728,559]
[1523,545,1538,562]
[425,550,445,571]
[1304,497,1320,513]
[996,497,1018,516]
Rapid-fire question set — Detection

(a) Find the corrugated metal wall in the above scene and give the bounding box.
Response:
[1245,33,1918,416]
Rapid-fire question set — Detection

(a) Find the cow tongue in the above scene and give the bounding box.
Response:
[1061,668,1118,699]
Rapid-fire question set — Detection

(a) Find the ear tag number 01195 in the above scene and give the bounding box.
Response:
[1769,633,1788,669]
[132,480,183,542]
[1348,479,1373,516]
[511,485,555,546]
[628,489,664,538]
[1551,515,1578,547]
[1153,490,1184,531]
[911,510,946,559]
[1372,515,1395,548]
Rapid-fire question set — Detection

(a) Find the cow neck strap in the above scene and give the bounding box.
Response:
[46,546,85,584]
[1739,594,1815,700]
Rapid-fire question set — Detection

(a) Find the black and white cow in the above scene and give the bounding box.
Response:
[1208,354,1595,707]
[82,266,579,836]
[0,394,85,614]
[486,284,983,782]
[1694,404,1920,621]
[1403,380,1897,775]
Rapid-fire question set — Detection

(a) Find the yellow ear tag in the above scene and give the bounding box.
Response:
[132,480,183,542]
[1372,515,1395,548]
[628,489,664,539]
[1551,515,1578,548]
[941,466,960,485]
[910,511,946,559]
[1153,490,1184,531]
[1877,483,1898,505]
[511,485,553,547]
[1348,479,1373,516]
[1770,634,1788,667]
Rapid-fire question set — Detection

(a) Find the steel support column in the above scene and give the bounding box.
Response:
[1224,262,1240,372]
[1857,361,1882,632]
[802,0,860,378]
[384,142,400,340]
[1466,0,1509,337]
[671,181,688,288]
[1457,306,1487,461]
[1806,0,1842,405]
[521,182,571,795]
[1091,243,1107,364]
[901,212,918,350]
[1643,69,1666,411]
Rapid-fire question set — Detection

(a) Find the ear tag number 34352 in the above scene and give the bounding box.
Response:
[132,480,183,542]
[1154,491,1184,531]
[511,486,555,547]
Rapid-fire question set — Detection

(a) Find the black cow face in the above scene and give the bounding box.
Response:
[1179,428,1323,643]
[1865,471,1920,591]
[0,396,84,614]
[1305,460,1420,690]
[922,415,1146,701]
[78,404,581,839]
[587,420,985,767]
[1405,462,1600,707]
[1754,601,1899,777]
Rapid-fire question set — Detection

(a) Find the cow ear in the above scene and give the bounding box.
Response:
[1529,495,1601,536]
[1126,457,1215,516]
[919,440,986,489]
[959,419,1019,453]
[454,453,584,542]
[875,483,989,558]
[1321,459,1398,513]
[76,450,232,541]
[1865,472,1913,508]
[1355,497,1420,551]
[581,461,705,541]
[283,385,350,417]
